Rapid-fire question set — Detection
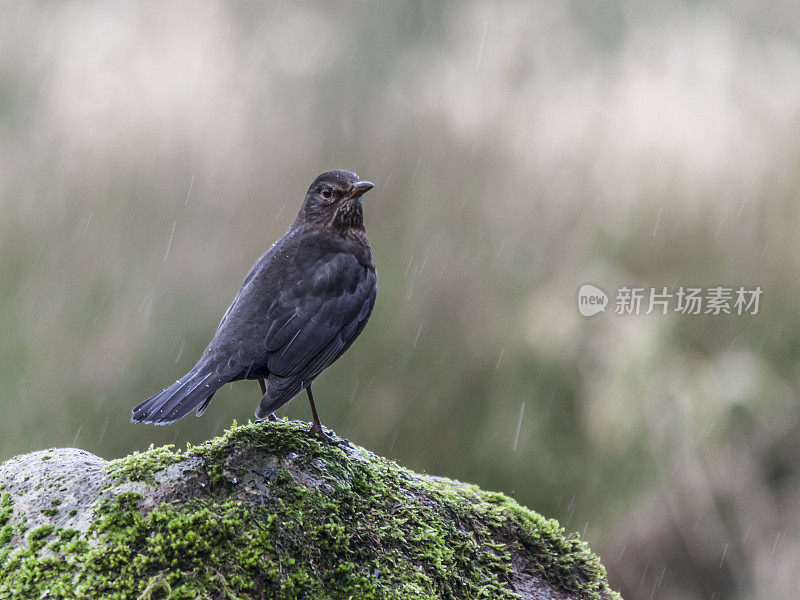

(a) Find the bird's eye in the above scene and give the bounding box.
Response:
[321,186,333,199]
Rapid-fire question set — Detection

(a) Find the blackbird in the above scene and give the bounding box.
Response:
[131,170,377,439]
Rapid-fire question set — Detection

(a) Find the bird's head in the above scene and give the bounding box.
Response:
[295,170,375,233]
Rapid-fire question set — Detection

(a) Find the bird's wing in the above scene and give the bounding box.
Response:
[257,252,376,415]
[266,252,375,375]
[215,243,278,334]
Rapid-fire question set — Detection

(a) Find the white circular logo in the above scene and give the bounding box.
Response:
[578,284,608,317]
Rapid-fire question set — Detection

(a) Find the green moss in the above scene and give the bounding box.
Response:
[104,444,185,485]
[473,489,615,597]
[0,496,13,549]
[51,499,62,506]
[0,420,620,600]
[0,494,12,526]
[28,524,55,541]
[40,508,58,517]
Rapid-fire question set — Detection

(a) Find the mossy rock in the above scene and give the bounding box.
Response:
[0,420,621,599]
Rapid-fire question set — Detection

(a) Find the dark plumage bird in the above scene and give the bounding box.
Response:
[131,170,377,438]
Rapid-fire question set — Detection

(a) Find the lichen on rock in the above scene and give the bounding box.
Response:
[0,420,621,599]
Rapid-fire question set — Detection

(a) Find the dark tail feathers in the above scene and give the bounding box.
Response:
[132,368,226,425]
[255,374,303,420]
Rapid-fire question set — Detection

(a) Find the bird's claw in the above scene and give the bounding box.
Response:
[308,424,334,443]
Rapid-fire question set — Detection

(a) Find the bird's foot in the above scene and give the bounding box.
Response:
[308,423,334,443]
[267,413,278,422]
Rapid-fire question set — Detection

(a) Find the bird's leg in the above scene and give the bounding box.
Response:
[259,378,278,422]
[306,386,331,441]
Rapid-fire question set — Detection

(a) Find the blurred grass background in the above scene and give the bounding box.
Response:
[1,1,799,598]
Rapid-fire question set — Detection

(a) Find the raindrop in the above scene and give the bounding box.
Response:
[219,23,231,60]
[404,255,414,277]
[138,292,155,329]
[564,495,575,526]
[73,426,82,446]
[82,212,93,236]
[495,348,505,370]
[693,513,703,531]
[258,31,271,63]
[513,401,525,452]
[99,417,110,443]
[91,296,108,326]
[14,3,25,28]
[737,197,749,219]
[548,135,560,159]
[412,155,422,179]
[175,340,186,363]
[412,324,422,347]
[553,168,566,190]
[639,564,649,586]
[719,544,727,567]
[771,530,784,554]
[475,20,488,70]
[184,172,195,207]
[406,264,419,301]
[349,380,360,405]
[713,214,726,239]
[652,206,662,238]
[163,222,177,262]
[651,564,666,599]
[388,430,399,453]
[421,18,432,36]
